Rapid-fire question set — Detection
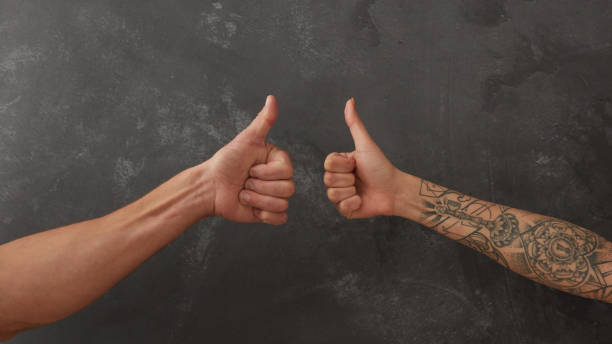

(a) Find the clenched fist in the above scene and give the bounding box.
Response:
[324,98,403,219]
[205,96,295,225]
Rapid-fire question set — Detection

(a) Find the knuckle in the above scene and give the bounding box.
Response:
[259,212,270,222]
[283,163,294,177]
[326,188,336,201]
[337,203,351,217]
[323,173,333,186]
[287,182,296,196]
[278,199,289,212]
[324,153,336,170]
[278,149,290,159]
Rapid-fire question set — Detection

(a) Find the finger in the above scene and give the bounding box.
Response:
[239,189,289,212]
[250,160,293,180]
[324,153,355,173]
[337,194,362,218]
[245,95,278,140]
[326,186,357,203]
[323,172,355,188]
[344,98,379,151]
[267,146,291,163]
[245,178,295,198]
[253,209,288,225]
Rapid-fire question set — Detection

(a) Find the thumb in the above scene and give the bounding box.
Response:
[344,98,378,151]
[246,95,278,140]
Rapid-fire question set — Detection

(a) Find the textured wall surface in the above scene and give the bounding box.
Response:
[1,0,612,343]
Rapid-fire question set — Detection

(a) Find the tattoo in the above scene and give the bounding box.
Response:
[419,180,519,247]
[521,220,612,300]
[418,179,612,302]
[458,231,509,268]
[521,220,596,287]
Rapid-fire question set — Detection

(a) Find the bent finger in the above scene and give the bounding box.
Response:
[253,209,288,225]
[337,194,362,218]
[324,153,355,173]
[326,186,357,203]
[239,190,289,212]
[250,160,294,180]
[245,178,295,198]
[323,172,355,188]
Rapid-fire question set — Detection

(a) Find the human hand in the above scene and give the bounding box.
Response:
[324,98,402,219]
[204,96,294,225]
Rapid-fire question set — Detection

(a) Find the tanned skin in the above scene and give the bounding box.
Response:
[324,98,612,303]
[0,96,295,340]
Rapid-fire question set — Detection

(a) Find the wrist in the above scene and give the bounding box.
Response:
[391,171,423,220]
[186,162,216,219]
[105,161,216,239]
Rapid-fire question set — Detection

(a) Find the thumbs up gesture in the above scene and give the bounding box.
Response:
[206,96,294,225]
[324,98,402,219]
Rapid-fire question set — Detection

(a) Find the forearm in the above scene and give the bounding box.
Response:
[0,163,214,336]
[393,172,612,303]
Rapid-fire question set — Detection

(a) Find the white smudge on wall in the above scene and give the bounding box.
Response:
[0,45,41,73]
[533,151,566,179]
[199,3,240,49]
[113,157,144,190]
[150,92,227,159]
[221,85,252,134]
[333,273,362,300]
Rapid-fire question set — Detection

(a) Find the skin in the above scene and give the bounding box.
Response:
[324,98,612,303]
[0,96,295,340]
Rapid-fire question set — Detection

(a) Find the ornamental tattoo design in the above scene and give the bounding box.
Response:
[417,179,612,301]
[520,220,597,287]
[419,180,519,247]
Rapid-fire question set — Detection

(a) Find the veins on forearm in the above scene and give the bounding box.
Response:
[417,179,612,302]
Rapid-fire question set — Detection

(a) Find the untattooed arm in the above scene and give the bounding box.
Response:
[0,96,295,340]
[323,98,612,303]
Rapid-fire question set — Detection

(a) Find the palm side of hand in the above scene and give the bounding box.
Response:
[324,98,400,219]
[351,150,398,217]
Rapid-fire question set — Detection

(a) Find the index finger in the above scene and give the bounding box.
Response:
[324,153,355,173]
[267,146,291,163]
[250,160,293,180]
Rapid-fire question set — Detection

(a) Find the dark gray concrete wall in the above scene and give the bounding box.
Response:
[1,0,611,343]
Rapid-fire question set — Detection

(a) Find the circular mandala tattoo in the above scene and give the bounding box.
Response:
[521,221,597,287]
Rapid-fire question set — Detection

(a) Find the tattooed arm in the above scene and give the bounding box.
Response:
[324,98,612,303]
[397,178,612,302]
